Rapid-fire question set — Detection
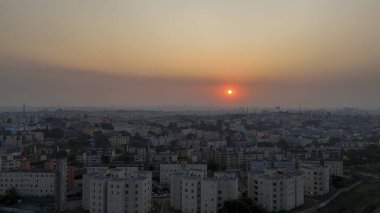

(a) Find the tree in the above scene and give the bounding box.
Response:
[207,160,219,172]
[167,122,179,131]
[277,138,290,150]
[147,130,156,137]
[101,155,111,164]
[46,128,64,138]
[93,131,109,147]
[119,131,131,137]
[101,122,114,130]
[118,152,133,162]
[327,137,341,146]
[1,187,19,204]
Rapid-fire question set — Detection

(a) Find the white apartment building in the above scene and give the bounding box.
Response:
[201,174,238,212]
[248,169,304,212]
[273,161,295,171]
[160,163,207,185]
[300,165,329,196]
[0,158,67,206]
[1,160,21,171]
[82,166,152,213]
[170,171,238,213]
[109,135,129,148]
[323,160,343,177]
[76,153,102,166]
[250,160,295,172]
[0,171,55,197]
[182,176,200,213]
[249,160,272,172]
[299,160,343,177]
[86,166,109,174]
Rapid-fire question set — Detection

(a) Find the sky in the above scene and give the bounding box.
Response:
[0,0,380,108]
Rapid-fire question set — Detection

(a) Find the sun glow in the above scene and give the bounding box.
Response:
[213,85,248,103]
[227,89,233,95]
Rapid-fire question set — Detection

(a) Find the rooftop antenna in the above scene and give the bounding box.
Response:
[22,104,26,128]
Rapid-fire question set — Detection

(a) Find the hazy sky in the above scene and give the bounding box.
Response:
[1,0,380,108]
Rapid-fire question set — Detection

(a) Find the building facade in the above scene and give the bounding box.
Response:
[170,171,238,213]
[248,169,304,212]
[300,165,329,196]
[82,166,152,213]
[160,163,207,185]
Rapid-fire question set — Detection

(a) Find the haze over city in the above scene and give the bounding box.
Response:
[1,0,380,108]
[2,1,380,213]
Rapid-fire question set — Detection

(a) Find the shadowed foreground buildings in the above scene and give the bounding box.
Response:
[170,170,238,213]
[82,166,152,213]
[0,158,67,212]
[300,164,329,196]
[160,163,207,185]
[248,168,304,212]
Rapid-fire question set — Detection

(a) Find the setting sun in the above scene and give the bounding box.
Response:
[227,89,233,95]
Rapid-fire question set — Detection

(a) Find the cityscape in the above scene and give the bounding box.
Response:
[1,1,380,213]
[0,107,379,212]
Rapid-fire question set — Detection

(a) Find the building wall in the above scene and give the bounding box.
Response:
[109,135,129,148]
[128,174,152,213]
[170,174,183,210]
[225,152,246,171]
[89,177,108,213]
[55,158,67,212]
[201,179,218,213]
[86,167,109,174]
[19,160,30,170]
[217,177,239,209]
[67,166,75,190]
[83,168,152,213]
[160,164,207,185]
[181,177,200,213]
[107,179,125,213]
[82,174,90,211]
[323,161,343,177]
[301,165,329,196]
[248,169,304,212]
[0,171,54,197]
[1,160,20,171]
[250,161,272,172]
[171,172,238,213]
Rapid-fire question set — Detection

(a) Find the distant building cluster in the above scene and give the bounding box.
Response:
[1,108,377,212]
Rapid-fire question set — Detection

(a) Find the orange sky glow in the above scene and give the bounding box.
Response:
[0,0,380,107]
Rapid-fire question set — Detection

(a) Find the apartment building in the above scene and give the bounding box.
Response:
[82,166,152,213]
[0,158,67,203]
[250,160,295,172]
[300,165,329,196]
[323,160,343,177]
[0,170,55,197]
[170,171,238,213]
[109,135,129,148]
[0,160,21,171]
[160,163,207,185]
[225,151,247,171]
[299,159,343,178]
[248,169,304,212]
